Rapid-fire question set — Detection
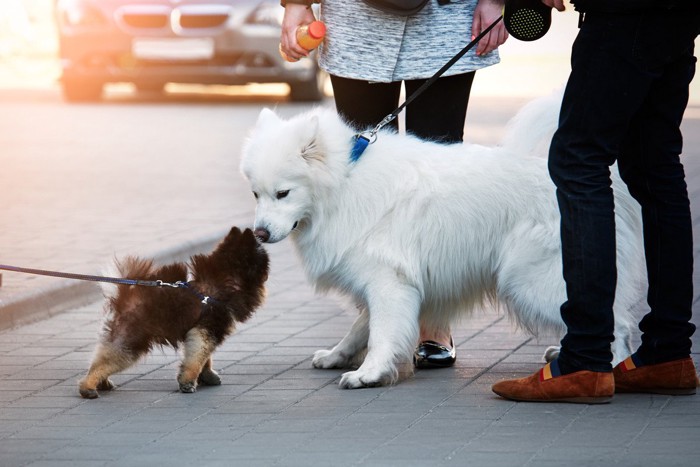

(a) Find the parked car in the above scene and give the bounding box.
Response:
[54,0,326,101]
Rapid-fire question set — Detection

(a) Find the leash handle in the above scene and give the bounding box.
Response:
[366,15,504,139]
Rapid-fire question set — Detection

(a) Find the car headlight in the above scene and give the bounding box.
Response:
[245,2,284,27]
[56,0,107,28]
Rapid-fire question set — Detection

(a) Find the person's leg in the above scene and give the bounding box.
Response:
[494,10,648,401]
[616,26,696,367]
[404,72,474,365]
[616,86,699,393]
[610,11,699,395]
[493,9,699,402]
[404,72,475,143]
[329,74,401,133]
[614,12,700,395]
[547,11,661,374]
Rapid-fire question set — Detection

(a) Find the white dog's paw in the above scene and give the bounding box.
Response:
[338,370,382,389]
[337,366,397,389]
[312,349,350,369]
[543,345,560,363]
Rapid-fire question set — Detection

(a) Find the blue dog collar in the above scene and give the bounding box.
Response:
[350,134,370,163]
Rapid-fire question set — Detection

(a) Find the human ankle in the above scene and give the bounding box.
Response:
[419,329,452,348]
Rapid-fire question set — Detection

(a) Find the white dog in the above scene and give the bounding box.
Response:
[240,96,646,389]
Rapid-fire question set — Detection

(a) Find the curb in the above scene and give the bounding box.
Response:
[0,231,225,332]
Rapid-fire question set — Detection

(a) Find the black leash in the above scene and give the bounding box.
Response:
[0,263,219,305]
[350,15,504,161]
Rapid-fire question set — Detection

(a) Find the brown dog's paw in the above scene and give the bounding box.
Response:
[97,379,115,391]
[79,388,99,399]
[179,381,197,393]
[198,369,221,386]
[78,378,99,399]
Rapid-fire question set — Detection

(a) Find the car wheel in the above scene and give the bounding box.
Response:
[61,79,103,102]
[289,67,326,102]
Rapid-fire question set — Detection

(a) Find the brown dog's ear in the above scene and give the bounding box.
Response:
[219,226,242,248]
[241,228,259,248]
[203,226,241,262]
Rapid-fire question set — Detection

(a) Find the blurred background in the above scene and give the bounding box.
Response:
[2,0,696,102]
[1,0,327,100]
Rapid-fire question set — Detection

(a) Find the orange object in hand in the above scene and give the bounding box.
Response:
[279,21,326,62]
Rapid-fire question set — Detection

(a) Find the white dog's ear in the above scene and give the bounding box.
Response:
[256,108,280,128]
[299,115,323,163]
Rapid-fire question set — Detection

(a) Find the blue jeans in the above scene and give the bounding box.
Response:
[548,8,700,372]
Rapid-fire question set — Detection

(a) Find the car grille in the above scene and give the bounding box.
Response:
[116,4,232,32]
[122,13,169,29]
[135,53,276,68]
[179,13,229,29]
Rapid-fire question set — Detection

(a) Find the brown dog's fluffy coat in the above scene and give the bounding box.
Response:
[79,227,269,399]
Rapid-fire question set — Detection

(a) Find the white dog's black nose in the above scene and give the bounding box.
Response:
[254,228,270,243]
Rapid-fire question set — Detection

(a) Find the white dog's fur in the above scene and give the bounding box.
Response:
[240,95,646,389]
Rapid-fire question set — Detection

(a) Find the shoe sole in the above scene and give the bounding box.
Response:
[616,387,697,395]
[558,396,613,404]
[512,397,612,404]
[493,392,613,404]
[414,360,456,369]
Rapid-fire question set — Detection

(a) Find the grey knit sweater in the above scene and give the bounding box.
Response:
[318,0,500,82]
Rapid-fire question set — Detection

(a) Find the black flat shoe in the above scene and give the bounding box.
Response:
[414,338,456,369]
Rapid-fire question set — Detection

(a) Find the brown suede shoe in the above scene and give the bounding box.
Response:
[613,356,699,395]
[492,362,614,404]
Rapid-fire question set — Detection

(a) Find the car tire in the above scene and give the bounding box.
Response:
[61,79,103,102]
[289,67,326,102]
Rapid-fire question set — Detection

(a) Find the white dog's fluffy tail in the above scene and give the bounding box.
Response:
[501,89,564,158]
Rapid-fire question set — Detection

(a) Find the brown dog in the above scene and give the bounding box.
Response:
[78,227,269,399]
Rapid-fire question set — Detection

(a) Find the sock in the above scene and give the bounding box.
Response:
[545,357,608,377]
[553,357,579,376]
[541,358,580,380]
[617,353,645,372]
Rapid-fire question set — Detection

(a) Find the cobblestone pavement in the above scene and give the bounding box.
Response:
[0,88,699,466]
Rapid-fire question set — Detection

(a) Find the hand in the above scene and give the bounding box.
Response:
[280,4,317,61]
[472,0,508,57]
[541,0,566,11]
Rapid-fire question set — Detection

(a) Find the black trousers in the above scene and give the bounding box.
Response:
[548,9,699,371]
[329,72,476,144]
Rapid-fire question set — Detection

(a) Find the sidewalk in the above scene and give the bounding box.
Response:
[0,86,699,466]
